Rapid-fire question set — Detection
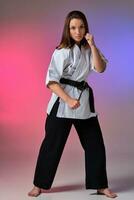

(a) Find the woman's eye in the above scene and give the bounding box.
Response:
[70,26,85,30]
[70,27,75,30]
[80,25,85,29]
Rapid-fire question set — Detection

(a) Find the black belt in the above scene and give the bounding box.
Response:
[60,78,95,112]
[60,78,89,91]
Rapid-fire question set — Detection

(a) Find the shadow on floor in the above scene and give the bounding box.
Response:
[41,183,84,193]
[109,175,134,192]
[41,175,134,194]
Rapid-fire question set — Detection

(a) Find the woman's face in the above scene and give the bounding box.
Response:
[69,18,86,44]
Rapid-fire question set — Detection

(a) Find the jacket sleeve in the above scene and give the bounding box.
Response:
[45,49,68,86]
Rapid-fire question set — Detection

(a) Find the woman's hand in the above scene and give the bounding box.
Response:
[66,97,80,109]
[85,33,95,47]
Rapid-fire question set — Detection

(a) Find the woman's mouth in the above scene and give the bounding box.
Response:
[75,36,82,39]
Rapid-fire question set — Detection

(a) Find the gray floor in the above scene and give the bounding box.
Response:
[1,150,134,200]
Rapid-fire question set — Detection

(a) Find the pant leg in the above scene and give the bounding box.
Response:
[73,116,108,189]
[33,99,72,189]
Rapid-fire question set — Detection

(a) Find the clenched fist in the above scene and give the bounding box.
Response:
[67,97,80,109]
[85,33,96,47]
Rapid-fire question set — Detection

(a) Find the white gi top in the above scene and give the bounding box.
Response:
[46,44,108,119]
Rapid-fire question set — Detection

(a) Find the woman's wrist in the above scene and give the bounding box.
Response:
[90,44,97,49]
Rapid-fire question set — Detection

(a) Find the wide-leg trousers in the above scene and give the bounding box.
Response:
[33,99,108,189]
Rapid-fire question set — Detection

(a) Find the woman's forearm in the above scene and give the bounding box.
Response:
[47,82,80,109]
[48,82,71,103]
[90,45,106,73]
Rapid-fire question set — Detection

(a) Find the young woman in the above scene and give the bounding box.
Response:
[28,10,117,198]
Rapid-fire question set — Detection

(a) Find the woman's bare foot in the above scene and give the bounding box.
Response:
[97,188,117,198]
[28,186,41,197]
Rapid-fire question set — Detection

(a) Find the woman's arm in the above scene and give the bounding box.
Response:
[85,33,107,73]
[90,45,106,73]
[48,82,80,109]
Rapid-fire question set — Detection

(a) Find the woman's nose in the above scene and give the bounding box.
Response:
[76,28,80,34]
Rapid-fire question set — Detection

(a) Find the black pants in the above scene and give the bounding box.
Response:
[33,99,108,189]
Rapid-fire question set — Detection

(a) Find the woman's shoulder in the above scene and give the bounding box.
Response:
[52,47,70,59]
[55,47,70,53]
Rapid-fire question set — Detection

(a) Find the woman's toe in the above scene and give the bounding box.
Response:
[97,188,117,198]
[28,187,41,197]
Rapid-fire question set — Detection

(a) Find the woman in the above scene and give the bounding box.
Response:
[28,10,117,198]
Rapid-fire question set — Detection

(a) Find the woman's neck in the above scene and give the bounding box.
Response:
[75,42,82,49]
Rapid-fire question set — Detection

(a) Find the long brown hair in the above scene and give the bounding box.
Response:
[57,10,89,49]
